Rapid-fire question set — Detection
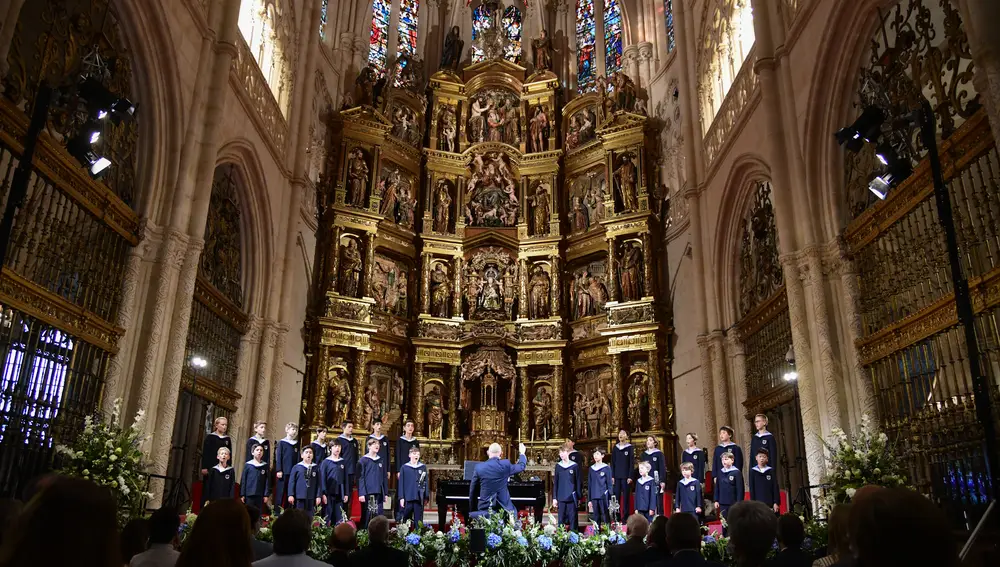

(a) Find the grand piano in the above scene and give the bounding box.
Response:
[436,478,546,526]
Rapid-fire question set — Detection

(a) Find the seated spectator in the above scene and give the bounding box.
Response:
[0,475,122,567]
[850,487,958,567]
[348,516,408,567]
[253,508,326,566]
[768,514,812,567]
[246,505,273,561]
[812,504,849,567]
[121,518,151,566]
[176,498,253,567]
[603,513,649,567]
[325,522,356,567]
[131,507,181,567]
[727,501,778,567]
[641,515,670,565]
[655,511,725,567]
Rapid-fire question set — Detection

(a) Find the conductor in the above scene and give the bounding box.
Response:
[469,442,527,515]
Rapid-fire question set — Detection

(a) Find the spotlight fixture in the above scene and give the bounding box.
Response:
[78,76,136,123]
[867,147,913,200]
[783,370,799,382]
[835,105,885,152]
[66,127,110,178]
[191,355,208,369]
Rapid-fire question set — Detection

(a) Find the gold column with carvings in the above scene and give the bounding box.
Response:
[552,364,564,437]
[611,353,623,429]
[452,256,463,316]
[421,253,432,314]
[412,363,425,435]
[351,349,368,424]
[607,238,619,302]
[326,225,342,292]
[550,255,561,314]
[519,258,529,319]
[362,232,375,298]
[642,232,654,297]
[448,365,460,438]
[519,366,530,435]
[647,349,663,430]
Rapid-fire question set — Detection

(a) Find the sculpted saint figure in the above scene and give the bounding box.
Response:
[530,183,550,236]
[531,29,553,72]
[533,388,552,437]
[528,265,551,319]
[339,239,362,297]
[425,385,445,438]
[470,96,491,143]
[441,26,464,71]
[430,263,451,318]
[615,154,638,211]
[529,106,548,153]
[439,106,457,152]
[348,149,369,208]
[378,170,400,217]
[434,180,452,232]
[620,242,643,302]
[329,365,351,426]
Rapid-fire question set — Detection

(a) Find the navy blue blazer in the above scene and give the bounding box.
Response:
[368,434,391,468]
[751,432,779,473]
[674,478,701,513]
[288,462,320,500]
[204,465,236,500]
[611,443,634,481]
[275,438,299,477]
[201,433,232,471]
[749,465,780,507]
[310,440,328,462]
[681,447,707,482]
[240,460,270,498]
[358,454,388,495]
[634,476,657,512]
[245,436,270,466]
[470,454,527,512]
[336,435,361,475]
[398,462,428,502]
[395,436,420,472]
[642,449,667,485]
[588,463,611,501]
[553,461,581,502]
[320,457,348,497]
[713,466,745,505]
[712,443,744,477]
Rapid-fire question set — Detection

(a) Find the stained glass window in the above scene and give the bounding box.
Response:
[471,3,496,63]
[369,0,391,75]
[320,0,328,39]
[664,0,675,52]
[576,0,597,92]
[603,0,623,76]
[394,0,419,85]
[502,5,523,63]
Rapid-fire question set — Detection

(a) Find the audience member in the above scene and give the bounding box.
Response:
[131,507,181,567]
[176,498,253,567]
[812,504,850,567]
[121,518,151,566]
[656,511,725,567]
[727,501,778,567]
[253,509,326,566]
[348,516,407,567]
[246,505,273,561]
[602,513,649,567]
[850,487,957,567]
[641,515,670,565]
[325,522,356,567]
[768,514,812,567]
[0,500,22,549]
[0,475,122,567]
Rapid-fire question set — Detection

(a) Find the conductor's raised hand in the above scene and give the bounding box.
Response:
[519,442,526,455]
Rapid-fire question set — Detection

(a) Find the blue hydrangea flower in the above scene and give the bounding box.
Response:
[517,536,528,547]
[538,535,553,550]
[406,533,421,545]
[569,532,580,544]
[803,537,813,551]
[449,530,461,543]
[703,535,716,544]
[772,539,779,550]
[610,533,626,544]
[487,533,502,549]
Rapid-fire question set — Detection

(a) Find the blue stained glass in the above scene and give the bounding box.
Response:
[395,0,419,86]
[664,0,675,52]
[502,5,522,63]
[320,0,328,40]
[368,0,391,76]
[471,3,496,63]
[603,0,623,76]
[576,0,596,92]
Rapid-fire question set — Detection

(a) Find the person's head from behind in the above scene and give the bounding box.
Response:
[850,487,957,567]
[330,522,357,552]
[625,513,649,539]
[0,476,121,567]
[826,503,851,560]
[149,506,181,546]
[776,514,805,550]
[271,509,311,555]
[245,504,262,534]
[727,501,778,565]
[665,512,701,551]
[120,517,150,563]
[487,443,502,458]
[647,515,668,550]
[368,515,391,544]
[176,498,251,567]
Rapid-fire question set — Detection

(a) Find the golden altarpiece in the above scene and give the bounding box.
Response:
[303,31,676,497]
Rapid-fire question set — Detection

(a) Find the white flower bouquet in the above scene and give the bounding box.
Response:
[821,414,906,510]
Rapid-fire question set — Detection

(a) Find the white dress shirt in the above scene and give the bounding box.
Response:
[130,544,180,567]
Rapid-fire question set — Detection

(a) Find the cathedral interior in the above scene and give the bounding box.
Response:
[0,0,997,526]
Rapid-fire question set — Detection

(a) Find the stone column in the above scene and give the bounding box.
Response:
[726,333,748,423]
[519,258,529,319]
[955,0,1000,145]
[552,364,564,437]
[448,365,459,438]
[251,321,278,428]
[606,238,619,302]
[805,251,843,432]
[697,335,716,437]
[362,232,376,297]
[103,243,145,415]
[642,232,654,297]
[646,350,663,430]
[549,255,561,315]
[421,253,432,314]
[837,251,877,418]
[709,331,731,430]
[412,363,426,435]
[231,317,264,457]
[352,37,366,79]
[352,349,369,424]
[452,256,463,317]
[623,45,640,86]
[637,42,653,90]
[519,367,530,438]
[611,354,623,429]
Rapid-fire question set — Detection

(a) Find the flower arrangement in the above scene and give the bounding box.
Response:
[822,414,906,510]
[54,398,152,523]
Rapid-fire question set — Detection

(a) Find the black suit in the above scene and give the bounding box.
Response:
[652,549,727,567]
[767,548,814,567]
[326,549,353,567]
[640,545,671,565]
[349,542,408,567]
[603,536,648,567]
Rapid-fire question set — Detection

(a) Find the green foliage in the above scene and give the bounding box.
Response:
[822,414,906,511]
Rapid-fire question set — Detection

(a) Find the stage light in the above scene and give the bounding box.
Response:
[836,106,885,152]
[90,157,111,176]
[868,151,912,200]
[783,370,798,382]
[191,355,208,369]
[875,143,893,166]
[78,76,136,123]
[66,131,110,178]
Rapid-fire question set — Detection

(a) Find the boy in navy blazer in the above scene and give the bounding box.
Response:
[749,448,780,513]
[713,450,744,525]
[611,429,634,521]
[713,426,744,479]
[634,461,656,522]
[674,462,702,516]
[320,441,349,525]
[274,422,299,510]
[587,448,611,526]
[288,446,321,516]
[358,436,388,526]
[750,414,778,486]
[398,445,428,524]
[240,443,270,517]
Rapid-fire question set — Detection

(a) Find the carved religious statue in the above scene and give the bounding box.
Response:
[441,26,464,71]
[329,362,352,426]
[354,65,377,106]
[470,96,490,143]
[434,180,452,232]
[362,384,381,430]
[574,271,609,318]
[391,370,404,412]
[528,265,551,319]
[530,183,550,236]
[531,29,553,72]
[347,148,369,208]
[528,105,548,153]
[532,386,553,439]
[615,153,638,212]
[573,393,588,439]
[339,239,362,297]
[465,152,518,227]
[430,263,451,318]
[425,384,445,438]
[378,170,400,217]
[439,106,457,152]
[397,183,416,228]
[627,374,648,431]
[619,241,644,302]
[476,266,504,313]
